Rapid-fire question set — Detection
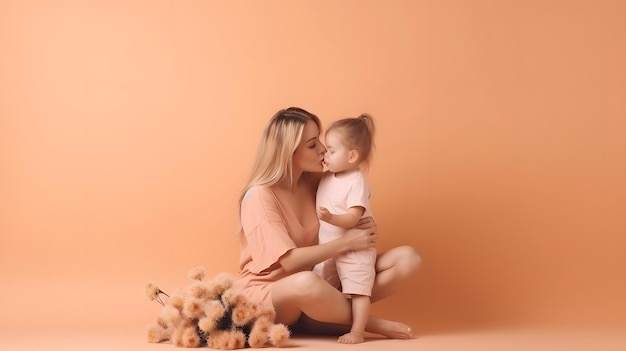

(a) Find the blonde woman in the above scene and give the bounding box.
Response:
[232,107,420,340]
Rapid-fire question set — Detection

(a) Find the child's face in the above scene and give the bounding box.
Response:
[323,130,354,173]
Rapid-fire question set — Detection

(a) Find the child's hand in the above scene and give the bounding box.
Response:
[317,207,332,222]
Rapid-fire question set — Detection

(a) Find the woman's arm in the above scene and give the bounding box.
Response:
[278,225,378,273]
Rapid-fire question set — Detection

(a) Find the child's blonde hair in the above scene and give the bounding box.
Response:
[326,113,376,170]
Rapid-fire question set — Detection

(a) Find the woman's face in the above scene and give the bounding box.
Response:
[293,120,326,173]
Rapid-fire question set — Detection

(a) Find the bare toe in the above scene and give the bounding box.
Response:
[379,321,414,339]
[337,332,365,344]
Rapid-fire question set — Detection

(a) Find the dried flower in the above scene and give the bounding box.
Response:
[147,324,167,343]
[269,323,290,347]
[183,297,204,319]
[203,299,226,328]
[146,283,160,302]
[146,268,291,348]
[146,283,169,306]
[188,266,205,281]
[187,282,211,300]
[160,305,182,328]
[179,326,202,348]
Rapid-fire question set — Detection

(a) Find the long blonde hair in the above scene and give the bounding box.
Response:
[239,107,322,210]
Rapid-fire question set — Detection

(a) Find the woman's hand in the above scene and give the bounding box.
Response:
[343,224,378,252]
[281,224,377,273]
[354,216,376,229]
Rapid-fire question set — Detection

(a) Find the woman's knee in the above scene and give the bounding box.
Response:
[289,271,328,299]
[396,245,422,275]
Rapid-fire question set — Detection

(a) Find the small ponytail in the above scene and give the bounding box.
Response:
[357,113,376,139]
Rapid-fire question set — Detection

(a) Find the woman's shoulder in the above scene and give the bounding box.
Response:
[243,185,276,204]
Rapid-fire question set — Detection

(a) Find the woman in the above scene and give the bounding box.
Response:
[232,107,421,340]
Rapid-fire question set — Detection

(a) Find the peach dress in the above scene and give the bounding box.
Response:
[232,185,319,309]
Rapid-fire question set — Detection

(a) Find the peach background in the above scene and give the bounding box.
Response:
[1,0,625,337]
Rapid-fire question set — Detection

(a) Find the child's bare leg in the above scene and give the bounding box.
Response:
[276,246,421,339]
[273,272,412,339]
[337,295,369,344]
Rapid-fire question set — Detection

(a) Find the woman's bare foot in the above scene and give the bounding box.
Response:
[337,331,364,344]
[290,315,414,340]
[368,318,414,339]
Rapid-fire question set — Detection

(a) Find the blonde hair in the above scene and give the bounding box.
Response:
[327,113,376,170]
[239,107,322,209]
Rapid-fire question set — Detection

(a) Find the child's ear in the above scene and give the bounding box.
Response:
[348,150,360,164]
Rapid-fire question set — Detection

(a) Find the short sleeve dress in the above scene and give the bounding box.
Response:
[232,185,319,309]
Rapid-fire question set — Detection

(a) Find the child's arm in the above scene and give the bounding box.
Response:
[317,206,365,229]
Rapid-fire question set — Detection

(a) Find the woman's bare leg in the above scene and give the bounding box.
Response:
[371,245,421,302]
[272,245,421,339]
[293,314,414,339]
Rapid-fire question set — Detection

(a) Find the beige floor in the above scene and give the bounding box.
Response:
[1,327,625,351]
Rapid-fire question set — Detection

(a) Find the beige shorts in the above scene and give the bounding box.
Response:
[314,248,376,296]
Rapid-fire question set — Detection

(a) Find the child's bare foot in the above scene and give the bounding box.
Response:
[337,332,365,344]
